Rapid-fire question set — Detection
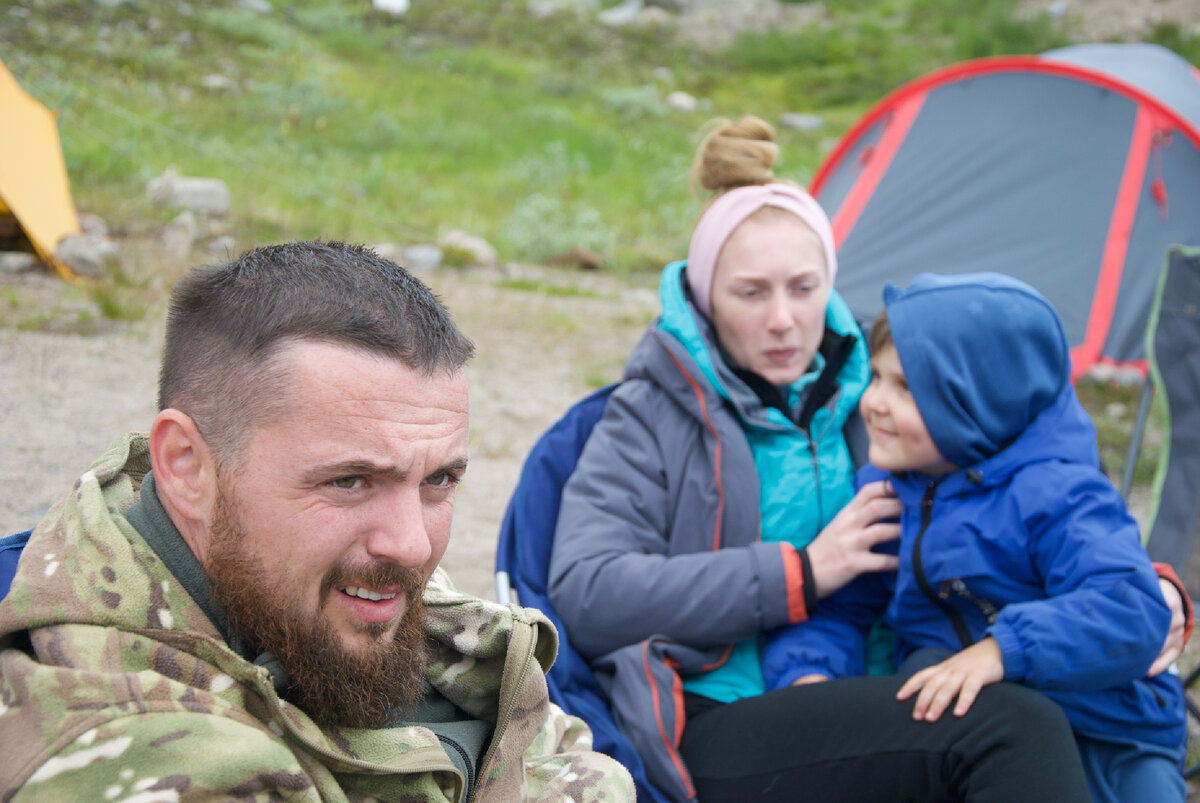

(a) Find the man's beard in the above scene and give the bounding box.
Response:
[206,487,429,729]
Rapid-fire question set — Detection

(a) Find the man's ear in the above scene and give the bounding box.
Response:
[149,409,219,561]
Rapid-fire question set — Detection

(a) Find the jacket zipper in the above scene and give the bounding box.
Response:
[472,616,536,802]
[912,481,975,649]
[939,578,999,625]
[438,734,475,797]
[808,437,824,526]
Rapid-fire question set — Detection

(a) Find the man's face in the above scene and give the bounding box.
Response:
[202,340,469,725]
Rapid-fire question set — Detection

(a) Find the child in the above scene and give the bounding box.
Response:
[762,272,1187,803]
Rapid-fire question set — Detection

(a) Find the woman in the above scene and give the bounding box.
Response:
[547,117,1134,802]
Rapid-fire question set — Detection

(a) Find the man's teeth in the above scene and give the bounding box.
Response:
[340,586,398,602]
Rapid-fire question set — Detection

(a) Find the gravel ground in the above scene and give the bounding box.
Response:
[0,263,657,602]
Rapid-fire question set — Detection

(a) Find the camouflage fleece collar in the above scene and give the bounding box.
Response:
[126,471,232,648]
[0,433,636,802]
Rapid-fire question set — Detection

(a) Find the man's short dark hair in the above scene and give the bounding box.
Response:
[159,241,475,465]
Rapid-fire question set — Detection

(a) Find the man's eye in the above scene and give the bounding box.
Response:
[330,476,365,490]
[425,472,459,488]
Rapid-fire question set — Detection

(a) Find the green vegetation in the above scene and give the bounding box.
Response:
[2,0,1112,276]
[3,0,1194,481]
[493,277,613,299]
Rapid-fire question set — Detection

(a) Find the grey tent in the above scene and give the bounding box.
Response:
[811,43,1200,590]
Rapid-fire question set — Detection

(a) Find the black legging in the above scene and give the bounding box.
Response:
[679,673,1089,802]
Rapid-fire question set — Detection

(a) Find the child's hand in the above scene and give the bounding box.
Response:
[790,674,829,686]
[895,638,1004,722]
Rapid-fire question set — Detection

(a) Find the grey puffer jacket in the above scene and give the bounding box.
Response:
[547,263,867,801]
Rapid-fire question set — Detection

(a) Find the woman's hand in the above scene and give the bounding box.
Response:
[1148,577,1186,676]
[806,480,902,599]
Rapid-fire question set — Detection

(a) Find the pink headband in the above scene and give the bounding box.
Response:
[686,183,838,318]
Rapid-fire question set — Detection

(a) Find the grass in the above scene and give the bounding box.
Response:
[3,0,1196,470]
[493,277,614,300]
[2,0,1113,275]
[1076,377,1163,489]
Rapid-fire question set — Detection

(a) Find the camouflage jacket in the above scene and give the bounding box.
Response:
[0,434,634,802]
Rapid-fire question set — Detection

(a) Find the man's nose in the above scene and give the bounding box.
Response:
[365,488,433,568]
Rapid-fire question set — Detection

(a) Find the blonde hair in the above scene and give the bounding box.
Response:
[689,116,801,211]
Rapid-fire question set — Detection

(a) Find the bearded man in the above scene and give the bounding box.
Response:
[0,241,634,802]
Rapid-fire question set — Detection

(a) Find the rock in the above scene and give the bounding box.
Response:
[1104,402,1128,419]
[438,229,499,268]
[549,247,603,271]
[403,244,443,272]
[779,112,825,132]
[200,74,238,92]
[666,90,698,112]
[56,234,117,277]
[639,7,673,24]
[373,0,410,15]
[208,235,238,257]
[0,252,38,275]
[158,210,197,261]
[77,213,109,238]
[527,1,561,19]
[146,168,232,217]
[599,0,643,26]
[239,0,272,13]
[652,66,675,84]
[369,242,406,265]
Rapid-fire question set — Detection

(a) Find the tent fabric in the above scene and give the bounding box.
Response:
[811,43,1200,380]
[1144,247,1200,597]
[810,41,1200,594]
[0,59,80,280]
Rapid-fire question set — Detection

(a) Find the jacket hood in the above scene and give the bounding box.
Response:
[883,381,1101,504]
[884,272,1070,467]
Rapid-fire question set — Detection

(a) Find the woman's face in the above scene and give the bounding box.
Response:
[709,211,831,386]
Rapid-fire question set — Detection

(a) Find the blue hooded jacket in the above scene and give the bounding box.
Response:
[762,273,1185,749]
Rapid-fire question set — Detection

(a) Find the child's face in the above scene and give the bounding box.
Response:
[861,344,956,475]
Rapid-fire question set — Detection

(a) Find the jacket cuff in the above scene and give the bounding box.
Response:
[1153,562,1194,644]
[780,543,817,623]
[799,547,818,616]
[988,622,1025,682]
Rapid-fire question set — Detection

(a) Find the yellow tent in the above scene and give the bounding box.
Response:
[0,59,80,280]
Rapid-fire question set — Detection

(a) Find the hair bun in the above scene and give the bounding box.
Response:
[692,116,779,195]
